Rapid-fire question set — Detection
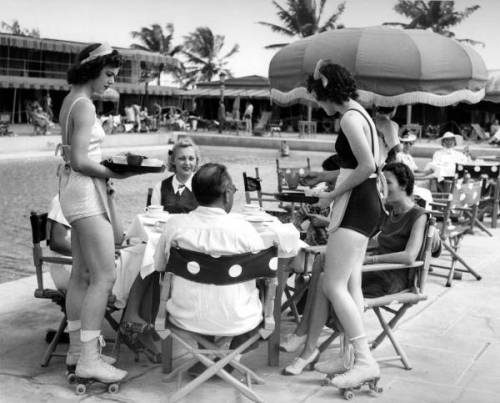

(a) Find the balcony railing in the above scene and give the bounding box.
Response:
[0,57,134,83]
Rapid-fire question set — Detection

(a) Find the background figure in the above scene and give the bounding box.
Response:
[243,101,254,132]
[217,101,226,133]
[374,106,401,164]
[43,92,54,122]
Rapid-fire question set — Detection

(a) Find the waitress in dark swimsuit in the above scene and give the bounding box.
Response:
[304,61,383,389]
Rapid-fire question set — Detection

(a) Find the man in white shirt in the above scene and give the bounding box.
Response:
[154,163,266,336]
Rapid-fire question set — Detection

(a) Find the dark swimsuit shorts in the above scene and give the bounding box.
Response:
[339,177,384,238]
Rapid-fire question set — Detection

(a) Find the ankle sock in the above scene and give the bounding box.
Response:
[81,330,101,343]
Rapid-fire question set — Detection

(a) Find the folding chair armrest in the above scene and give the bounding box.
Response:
[429,201,447,208]
[155,272,173,338]
[259,277,277,340]
[41,255,73,265]
[362,261,423,273]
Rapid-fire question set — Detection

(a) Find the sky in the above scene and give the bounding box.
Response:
[2,0,500,79]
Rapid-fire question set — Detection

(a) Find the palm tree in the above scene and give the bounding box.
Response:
[258,0,346,49]
[130,23,183,85]
[383,0,482,45]
[1,19,39,37]
[181,27,239,86]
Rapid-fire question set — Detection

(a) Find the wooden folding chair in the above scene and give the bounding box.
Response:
[243,168,287,218]
[302,216,437,370]
[429,180,484,286]
[362,215,436,369]
[31,211,141,366]
[30,211,73,367]
[157,246,278,403]
[456,161,500,228]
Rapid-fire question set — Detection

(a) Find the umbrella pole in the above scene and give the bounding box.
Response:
[406,105,412,126]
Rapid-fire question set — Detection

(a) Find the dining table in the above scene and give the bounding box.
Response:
[125,209,306,366]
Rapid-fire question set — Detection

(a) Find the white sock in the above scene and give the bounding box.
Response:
[80,330,101,343]
[67,320,81,332]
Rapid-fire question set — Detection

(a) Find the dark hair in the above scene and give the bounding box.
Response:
[306,63,358,103]
[67,43,123,85]
[192,163,232,205]
[383,162,414,196]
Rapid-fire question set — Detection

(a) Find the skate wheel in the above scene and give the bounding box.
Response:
[75,384,86,395]
[66,372,77,384]
[108,383,119,393]
[320,378,330,387]
[343,390,354,400]
[376,386,383,393]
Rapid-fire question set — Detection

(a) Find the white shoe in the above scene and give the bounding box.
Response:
[282,349,319,376]
[75,337,127,383]
[280,333,307,353]
[330,343,379,389]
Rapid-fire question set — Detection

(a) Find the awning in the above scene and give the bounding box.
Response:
[177,87,270,99]
[0,75,69,90]
[0,75,177,96]
[0,33,182,67]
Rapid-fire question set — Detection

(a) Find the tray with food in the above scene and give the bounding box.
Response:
[102,154,166,174]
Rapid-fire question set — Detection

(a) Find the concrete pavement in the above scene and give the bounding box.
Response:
[1,221,499,402]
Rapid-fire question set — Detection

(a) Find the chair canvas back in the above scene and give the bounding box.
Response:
[450,181,482,210]
[165,246,278,285]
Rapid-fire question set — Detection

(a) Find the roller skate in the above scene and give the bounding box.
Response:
[65,334,117,384]
[316,334,354,385]
[328,335,382,399]
[73,336,127,395]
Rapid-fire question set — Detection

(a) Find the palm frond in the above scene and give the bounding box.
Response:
[257,21,295,36]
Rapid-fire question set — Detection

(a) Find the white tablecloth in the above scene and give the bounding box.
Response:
[125,211,304,278]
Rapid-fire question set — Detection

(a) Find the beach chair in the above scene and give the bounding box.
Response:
[469,124,489,141]
[30,212,146,366]
[276,158,311,192]
[429,180,484,286]
[0,112,13,136]
[252,111,272,136]
[302,215,436,370]
[157,246,278,403]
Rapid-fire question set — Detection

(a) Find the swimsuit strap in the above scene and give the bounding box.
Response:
[63,96,91,146]
[343,108,379,169]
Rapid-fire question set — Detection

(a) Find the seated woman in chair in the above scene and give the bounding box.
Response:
[118,137,201,354]
[281,163,428,376]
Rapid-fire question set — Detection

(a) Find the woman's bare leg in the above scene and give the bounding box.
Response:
[322,228,367,339]
[66,229,90,322]
[71,215,116,331]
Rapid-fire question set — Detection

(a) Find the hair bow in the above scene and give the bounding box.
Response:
[80,42,113,65]
[313,59,329,88]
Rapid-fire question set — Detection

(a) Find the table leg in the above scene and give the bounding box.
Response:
[268,257,288,367]
[492,179,499,228]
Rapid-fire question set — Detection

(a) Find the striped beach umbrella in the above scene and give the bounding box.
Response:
[269,26,488,108]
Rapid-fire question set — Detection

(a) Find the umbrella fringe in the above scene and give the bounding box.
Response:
[270,87,486,107]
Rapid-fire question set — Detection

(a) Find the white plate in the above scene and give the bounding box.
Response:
[245,215,275,223]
